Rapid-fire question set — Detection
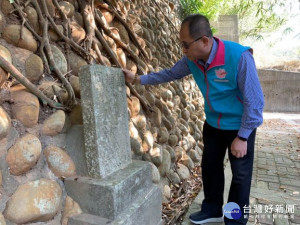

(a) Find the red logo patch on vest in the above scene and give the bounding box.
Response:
[215,69,227,79]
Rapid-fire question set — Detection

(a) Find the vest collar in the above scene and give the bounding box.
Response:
[193,37,225,72]
[208,37,225,69]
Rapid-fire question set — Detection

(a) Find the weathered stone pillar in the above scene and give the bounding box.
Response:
[79,65,131,178]
[65,65,162,225]
[211,15,239,43]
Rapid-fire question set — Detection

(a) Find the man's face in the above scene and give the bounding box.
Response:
[179,23,210,61]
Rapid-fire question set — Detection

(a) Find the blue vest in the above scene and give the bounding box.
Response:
[187,38,251,130]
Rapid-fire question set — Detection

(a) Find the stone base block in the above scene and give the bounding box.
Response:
[69,185,163,225]
[65,160,154,220]
[111,184,163,225]
[68,213,111,225]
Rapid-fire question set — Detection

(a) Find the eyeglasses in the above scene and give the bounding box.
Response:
[181,36,204,49]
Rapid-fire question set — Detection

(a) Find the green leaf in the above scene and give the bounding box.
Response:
[283,27,293,35]
[9,0,14,3]
[179,0,287,41]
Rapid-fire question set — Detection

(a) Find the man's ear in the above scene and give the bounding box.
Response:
[202,36,210,46]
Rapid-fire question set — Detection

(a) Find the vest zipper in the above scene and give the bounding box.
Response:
[236,95,243,104]
[194,61,214,112]
[217,113,222,129]
[204,71,214,112]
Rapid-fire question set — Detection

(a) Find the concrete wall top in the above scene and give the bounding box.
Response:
[258,69,300,112]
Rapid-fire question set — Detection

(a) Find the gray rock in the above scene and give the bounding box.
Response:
[189,149,201,163]
[177,163,190,180]
[130,137,143,156]
[158,149,171,177]
[168,134,178,147]
[150,144,163,166]
[42,110,66,136]
[167,171,181,184]
[25,54,43,83]
[158,127,169,144]
[2,25,37,52]
[4,179,62,224]
[166,145,176,163]
[151,162,160,184]
[181,154,195,170]
[50,45,67,75]
[6,134,41,175]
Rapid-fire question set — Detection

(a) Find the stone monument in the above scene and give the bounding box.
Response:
[76,64,131,178]
[211,15,239,43]
[65,65,162,225]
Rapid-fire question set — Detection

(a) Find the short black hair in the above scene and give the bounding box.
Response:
[181,14,213,39]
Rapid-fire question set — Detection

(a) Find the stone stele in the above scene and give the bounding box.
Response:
[79,65,131,178]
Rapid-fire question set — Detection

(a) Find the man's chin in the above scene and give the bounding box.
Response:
[187,56,195,61]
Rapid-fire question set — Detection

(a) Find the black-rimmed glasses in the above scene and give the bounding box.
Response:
[181,36,204,49]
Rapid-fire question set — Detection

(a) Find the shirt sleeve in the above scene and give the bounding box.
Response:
[140,56,191,85]
[237,50,264,139]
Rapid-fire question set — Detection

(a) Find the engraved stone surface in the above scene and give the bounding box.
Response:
[79,65,131,178]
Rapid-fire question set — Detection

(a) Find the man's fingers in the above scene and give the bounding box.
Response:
[237,152,246,158]
[231,150,245,158]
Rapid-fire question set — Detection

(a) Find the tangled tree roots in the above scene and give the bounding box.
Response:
[1,0,181,112]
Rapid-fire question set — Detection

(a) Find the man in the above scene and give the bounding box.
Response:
[123,14,264,225]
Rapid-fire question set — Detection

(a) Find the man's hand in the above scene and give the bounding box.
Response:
[230,137,247,158]
[122,68,139,84]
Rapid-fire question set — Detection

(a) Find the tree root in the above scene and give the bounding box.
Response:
[34,0,76,106]
[92,40,105,65]
[99,1,149,61]
[94,9,147,74]
[78,0,96,62]
[95,27,152,115]
[39,0,88,59]
[12,1,42,42]
[127,82,152,116]
[7,0,155,113]
[43,21,76,106]
[52,0,72,71]
[150,0,179,34]
[0,55,68,110]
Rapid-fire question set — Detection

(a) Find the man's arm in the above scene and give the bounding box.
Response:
[231,50,264,158]
[237,50,264,139]
[122,56,191,85]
